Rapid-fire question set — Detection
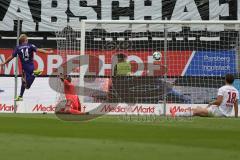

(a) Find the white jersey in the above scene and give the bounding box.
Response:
[218,85,239,116]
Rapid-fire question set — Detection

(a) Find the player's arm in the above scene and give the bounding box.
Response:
[37,48,53,54]
[59,74,70,85]
[234,100,238,118]
[0,55,14,66]
[113,65,117,76]
[207,88,224,108]
[207,95,223,108]
[31,44,53,54]
[59,73,65,82]
[1,47,19,67]
[127,63,132,76]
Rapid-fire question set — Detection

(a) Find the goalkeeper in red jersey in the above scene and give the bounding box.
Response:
[58,74,82,114]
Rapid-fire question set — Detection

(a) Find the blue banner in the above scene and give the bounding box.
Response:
[185,50,237,76]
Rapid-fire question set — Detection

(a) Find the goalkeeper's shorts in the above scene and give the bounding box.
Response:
[66,95,81,111]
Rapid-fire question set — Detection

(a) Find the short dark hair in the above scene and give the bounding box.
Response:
[225,74,235,84]
[66,75,72,82]
[117,53,127,62]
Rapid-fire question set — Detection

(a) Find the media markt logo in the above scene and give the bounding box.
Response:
[170,106,191,113]
[100,105,155,114]
[169,106,193,121]
[32,104,56,112]
[0,104,14,112]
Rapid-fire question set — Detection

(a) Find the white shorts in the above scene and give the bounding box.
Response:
[207,106,225,117]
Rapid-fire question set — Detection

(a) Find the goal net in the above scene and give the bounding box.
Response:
[56,20,240,116]
[54,26,81,110]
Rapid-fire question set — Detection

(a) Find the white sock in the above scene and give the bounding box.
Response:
[175,111,192,117]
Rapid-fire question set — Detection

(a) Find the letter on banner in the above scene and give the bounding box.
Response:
[47,55,63,75]
[101,0,130,32]
[171,0,202,31]
[39,0,67,31]
[69,0,97,31]
[134,0,162,32]
[208,0,229,31]
[0,0,35,31]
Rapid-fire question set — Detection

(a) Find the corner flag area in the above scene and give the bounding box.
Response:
[0,114,239,160]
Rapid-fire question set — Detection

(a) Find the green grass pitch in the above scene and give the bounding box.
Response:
[0,114,240,160]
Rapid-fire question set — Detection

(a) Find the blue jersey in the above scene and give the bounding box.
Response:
[12,43,37,73]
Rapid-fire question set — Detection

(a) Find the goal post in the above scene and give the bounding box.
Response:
[14,17,21,113]
[56,20,240,116]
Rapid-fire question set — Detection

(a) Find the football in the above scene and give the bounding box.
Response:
[153,51,162,61]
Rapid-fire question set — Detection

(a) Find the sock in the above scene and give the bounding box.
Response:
[20,84,25,97]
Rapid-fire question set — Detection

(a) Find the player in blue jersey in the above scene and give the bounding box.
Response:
[0,34,53,101]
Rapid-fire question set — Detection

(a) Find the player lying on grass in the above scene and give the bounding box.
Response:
[171,74,239,118]
[0,34,53,101]
[57,73,85,114]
